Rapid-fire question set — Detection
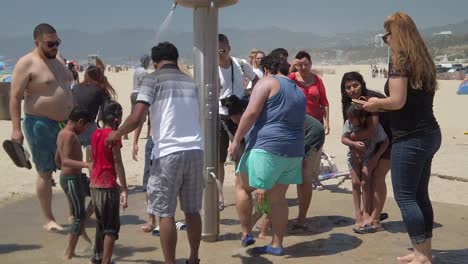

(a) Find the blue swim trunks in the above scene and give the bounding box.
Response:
[23,114,65,173]
[236,149,302,190]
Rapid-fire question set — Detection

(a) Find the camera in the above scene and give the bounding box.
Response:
[220,97,227,107]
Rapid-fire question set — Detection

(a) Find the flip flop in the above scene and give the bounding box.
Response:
[352,97,387,112]
[291,223,309,232]
[353,224,381,234]
[351,98,368,105]
[379,213,389,222]
[2,140,32,169]
[252,245,284,256]
[313,183,325,191]
[176,221,187,231]
[152,226,160,236]
[241,234,256,247]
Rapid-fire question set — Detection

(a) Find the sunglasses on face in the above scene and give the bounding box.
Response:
[42,39,62,48]
[382,32,391,44]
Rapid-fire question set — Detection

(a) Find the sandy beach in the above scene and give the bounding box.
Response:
[0,64,467,208]
[1,63,468,264]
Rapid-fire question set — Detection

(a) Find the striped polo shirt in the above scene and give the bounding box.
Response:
[137,64,203,159]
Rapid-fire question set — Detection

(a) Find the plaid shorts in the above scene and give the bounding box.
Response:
[147,149,204,217]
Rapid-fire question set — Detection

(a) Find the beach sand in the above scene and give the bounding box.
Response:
[0,64,467,208]
[1,64,468,263]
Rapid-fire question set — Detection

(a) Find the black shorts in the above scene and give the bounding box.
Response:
[91,187,120,239]
[219,115,237,163]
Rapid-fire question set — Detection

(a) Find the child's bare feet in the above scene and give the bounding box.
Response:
[398,252,415,263]
[355,212,364,228]
[63,252,76,260]
[141,222,156,233]
[407,255,431,264]
[43,221,64,231]
[363,213,373,226]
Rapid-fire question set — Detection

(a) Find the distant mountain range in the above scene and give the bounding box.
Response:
[1,19,467,65]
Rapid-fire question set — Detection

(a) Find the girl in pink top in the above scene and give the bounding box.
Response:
[289,51,330,135]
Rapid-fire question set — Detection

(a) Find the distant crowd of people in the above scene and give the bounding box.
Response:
[370,64,388,78]
[9,11,440,264]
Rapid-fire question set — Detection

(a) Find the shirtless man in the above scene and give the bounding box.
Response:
[10,23,74,231]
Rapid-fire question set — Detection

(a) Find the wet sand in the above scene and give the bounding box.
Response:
[0,186,467,263]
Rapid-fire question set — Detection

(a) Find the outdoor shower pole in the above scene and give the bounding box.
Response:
[193,6,220,242]
[175,0,238,243]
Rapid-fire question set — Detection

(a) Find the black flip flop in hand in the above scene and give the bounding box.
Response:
[3,140,32,170]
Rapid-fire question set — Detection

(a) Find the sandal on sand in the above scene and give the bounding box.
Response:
[3,140,32,169]
[151,222,186,236]
[152,226,160,236]
[241,234,256,247]
[291,223,309,232]
[141,223,156,233]
[353,224,382,234]
[252,245,284,256]
[313,182,325,191]
[379,213,389,222]
[176,221,187,231]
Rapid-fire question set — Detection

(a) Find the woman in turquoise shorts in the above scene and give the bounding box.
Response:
[229,54,306,256]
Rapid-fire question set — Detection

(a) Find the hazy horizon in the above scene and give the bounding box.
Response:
[2,0,468,37]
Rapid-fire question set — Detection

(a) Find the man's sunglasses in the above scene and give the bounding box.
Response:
[43,39,62,48]
[382,32,391,45]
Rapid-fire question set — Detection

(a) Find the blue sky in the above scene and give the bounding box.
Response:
[2,0,468,36]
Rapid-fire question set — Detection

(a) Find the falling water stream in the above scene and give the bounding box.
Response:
[154,3,177,44]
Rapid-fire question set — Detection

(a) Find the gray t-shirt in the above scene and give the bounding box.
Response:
[136,64,202,159]
[342,120,387,162]
[132,66,148,94]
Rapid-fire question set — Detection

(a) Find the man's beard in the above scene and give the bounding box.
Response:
[42,48,57,59]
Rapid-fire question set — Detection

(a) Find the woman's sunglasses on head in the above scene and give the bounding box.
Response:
[382,32,391,44]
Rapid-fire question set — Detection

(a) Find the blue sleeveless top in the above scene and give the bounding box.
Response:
[245,76,306,157]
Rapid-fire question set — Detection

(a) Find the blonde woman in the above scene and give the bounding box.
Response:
[364,12,441,264]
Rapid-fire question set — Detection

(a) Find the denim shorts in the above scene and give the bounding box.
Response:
[236,149,302,190]
[23,114,64,173]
